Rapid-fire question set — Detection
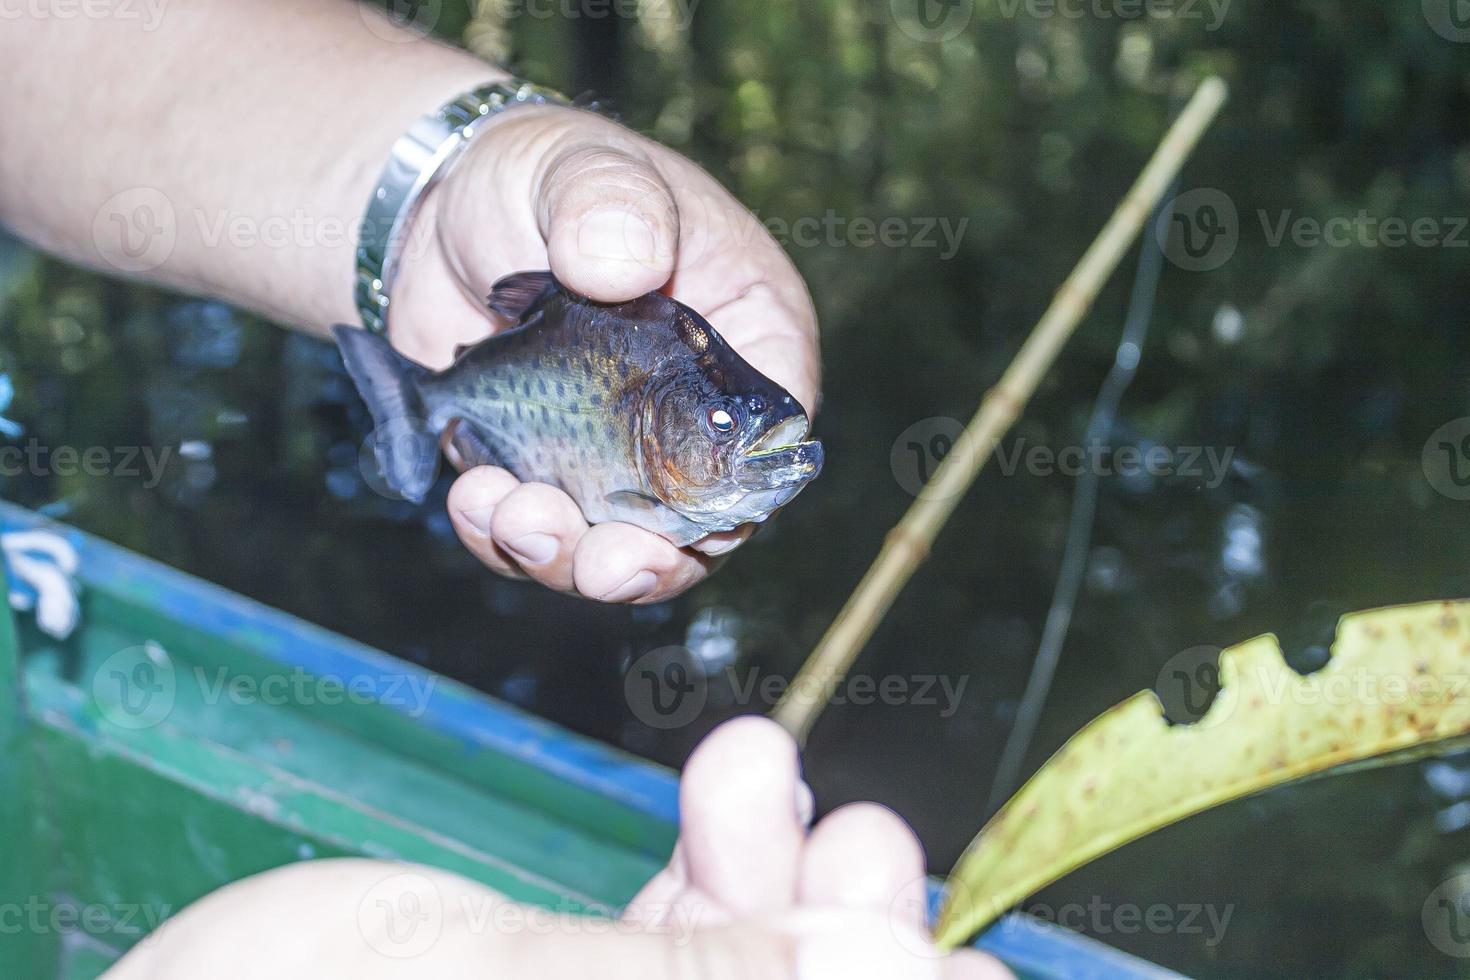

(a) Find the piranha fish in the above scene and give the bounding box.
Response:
[332,271,823,547]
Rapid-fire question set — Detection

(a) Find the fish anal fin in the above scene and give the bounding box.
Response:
[442,418,511,472]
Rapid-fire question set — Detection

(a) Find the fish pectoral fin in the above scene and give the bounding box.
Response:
[604,489,662,509]
[602,491,706,548]
[487,271,557,322]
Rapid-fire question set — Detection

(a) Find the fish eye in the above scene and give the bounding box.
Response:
[707,407,736,434]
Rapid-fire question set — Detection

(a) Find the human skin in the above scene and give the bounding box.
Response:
[104,717,1012,979]
[0,0,819,603]
[0,11,1010,976]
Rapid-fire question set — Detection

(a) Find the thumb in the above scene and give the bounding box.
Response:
[536,138,679,302]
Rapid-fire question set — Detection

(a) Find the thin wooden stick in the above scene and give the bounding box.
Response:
[772,77,1229,745]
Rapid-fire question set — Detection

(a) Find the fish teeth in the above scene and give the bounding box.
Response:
[748,415,809,454]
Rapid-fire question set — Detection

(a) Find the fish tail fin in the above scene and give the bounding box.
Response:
[331,325,439,503]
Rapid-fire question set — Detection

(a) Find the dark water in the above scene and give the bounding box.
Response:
[4,2,1470,977]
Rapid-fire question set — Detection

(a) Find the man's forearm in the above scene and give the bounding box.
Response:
[0,0,500,333]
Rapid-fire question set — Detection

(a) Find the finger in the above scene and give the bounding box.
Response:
[679,716,806,916]
[688,525,754,558]
[446,466,526,579]
[945,951,1015,980]
[621,843,690,928]
[571,522,710,604]
[536,133,679,302]
[799,804,926,915]
[488,481,588,592]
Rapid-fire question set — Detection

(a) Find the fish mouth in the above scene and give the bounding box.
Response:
[735,414,824,491]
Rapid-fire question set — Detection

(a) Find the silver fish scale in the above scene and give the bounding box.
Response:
[421,313,645,521]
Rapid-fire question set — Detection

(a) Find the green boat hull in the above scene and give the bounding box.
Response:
[0,501,1181,979]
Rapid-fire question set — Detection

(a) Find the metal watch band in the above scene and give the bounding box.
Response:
[354,78,570,335]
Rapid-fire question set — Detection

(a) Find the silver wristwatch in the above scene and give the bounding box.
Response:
[354,78,570,335]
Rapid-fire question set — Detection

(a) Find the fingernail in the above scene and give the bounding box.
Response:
[506,532,557,566]
[694,536,743,557]
[796,780,815,828]
[598,569,658,603]
[578,209,659,266]
[457,505,494,538]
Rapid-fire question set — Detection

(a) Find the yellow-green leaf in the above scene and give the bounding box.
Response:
[936,599,1470,949]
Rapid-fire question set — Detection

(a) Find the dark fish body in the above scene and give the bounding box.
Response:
[333,272,822,546]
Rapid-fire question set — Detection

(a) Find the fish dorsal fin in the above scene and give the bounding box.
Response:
[487,271,557,321]
[673,309,712,354]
